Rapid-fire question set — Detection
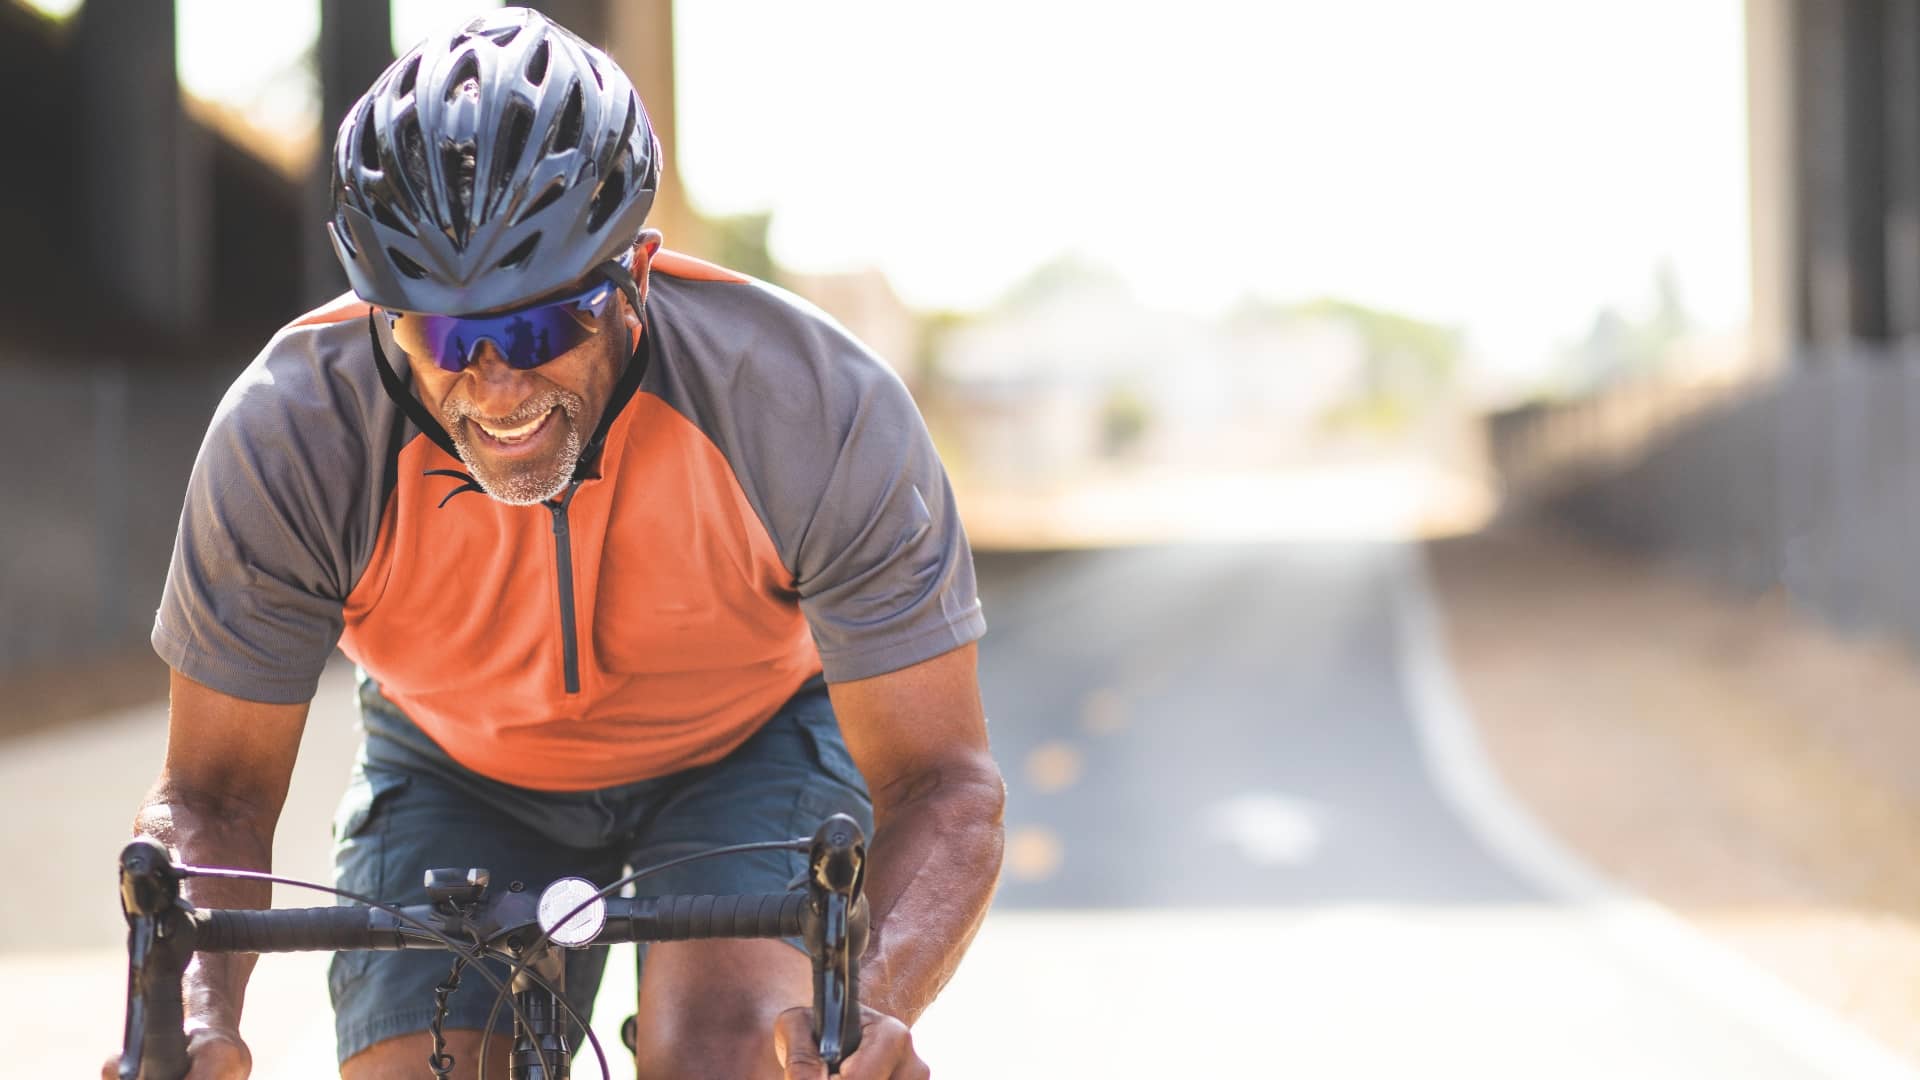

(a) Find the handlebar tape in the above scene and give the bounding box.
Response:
[608,893,808,942]
[191,906,397,953]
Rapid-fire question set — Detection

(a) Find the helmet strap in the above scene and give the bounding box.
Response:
[367,313,461,460]
[363,256,652,484]
[571,259,650,483]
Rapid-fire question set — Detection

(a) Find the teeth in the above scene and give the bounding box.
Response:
[477,411,548,442]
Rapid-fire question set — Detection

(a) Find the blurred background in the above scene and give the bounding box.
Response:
[6,0,1920,1076]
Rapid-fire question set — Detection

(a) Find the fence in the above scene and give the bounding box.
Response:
[1488,350,1920,644]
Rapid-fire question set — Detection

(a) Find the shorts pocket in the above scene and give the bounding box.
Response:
[332,765,412,843]
[793,704,873,826]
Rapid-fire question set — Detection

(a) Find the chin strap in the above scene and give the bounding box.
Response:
[364,256,655,501]
[368,313,461,461]
[574,260,651,484]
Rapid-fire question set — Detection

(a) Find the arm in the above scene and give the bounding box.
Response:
[826,641,1005,1023]
[133,668,309,1073]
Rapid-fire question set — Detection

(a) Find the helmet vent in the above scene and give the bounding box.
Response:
[585,53,605,90]
[484,24,521,47]
[491,102,535,212]
[515,177,567,225]
[389,248,430,279]
[553,82,585,153]
[445,50,481,103]
[396,54,421,99]
[525,40,551,86]
[372,196,416,237]
[396,114,431,208]
[356,101,380,169]
[586,163,626,234]
[496,233,541,270]
[616,96,637,151]
[444,141,478,245]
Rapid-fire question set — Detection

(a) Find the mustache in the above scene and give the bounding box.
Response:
[442,388,583,429]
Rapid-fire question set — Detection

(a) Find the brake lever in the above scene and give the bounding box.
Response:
[805,814,869,1074]
[120,838,196,1080]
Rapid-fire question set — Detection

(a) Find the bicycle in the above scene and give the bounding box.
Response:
[116,813,870,1080]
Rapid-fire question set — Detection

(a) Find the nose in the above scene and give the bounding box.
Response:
[460,341,537,418]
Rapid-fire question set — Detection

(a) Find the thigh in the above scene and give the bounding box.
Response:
[328,758,623,1070]
[631,939,812,1080]
[621,687,874,1077]
[624,685,872,906]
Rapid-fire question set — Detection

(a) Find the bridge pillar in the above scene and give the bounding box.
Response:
[74,0,209,338]
[306,0,394,307]
[608,0,705,254]
[1754,0,1920,359]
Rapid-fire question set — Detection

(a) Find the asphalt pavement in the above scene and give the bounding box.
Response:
[5,541,1902,1078]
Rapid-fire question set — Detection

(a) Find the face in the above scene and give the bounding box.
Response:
[403,235,657,505]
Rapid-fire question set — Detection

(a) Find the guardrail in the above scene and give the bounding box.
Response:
[1488,348,1920,643]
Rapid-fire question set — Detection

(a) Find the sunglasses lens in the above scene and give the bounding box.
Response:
[389,279,617,373]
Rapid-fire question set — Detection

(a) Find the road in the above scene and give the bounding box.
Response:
[5,542,1903,1077]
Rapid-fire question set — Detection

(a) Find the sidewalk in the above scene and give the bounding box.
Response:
[1426,521,1920,1068]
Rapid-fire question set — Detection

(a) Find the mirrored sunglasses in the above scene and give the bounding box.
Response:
[385,273,622,373]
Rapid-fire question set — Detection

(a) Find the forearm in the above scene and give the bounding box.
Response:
[856,763,1006,1024]
[133,785,279,1030]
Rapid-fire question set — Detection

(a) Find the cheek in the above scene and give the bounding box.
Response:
[409,365,458,414]
[549,340,621,404]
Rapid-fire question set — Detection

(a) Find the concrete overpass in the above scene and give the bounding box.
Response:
[7,0,694,347]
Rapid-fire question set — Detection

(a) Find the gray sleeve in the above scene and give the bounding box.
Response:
[151,322,395,704]
[789,362,986,682]
[656,281,986,683]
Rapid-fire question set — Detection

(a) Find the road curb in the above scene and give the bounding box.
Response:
[1393,542,1920,1080]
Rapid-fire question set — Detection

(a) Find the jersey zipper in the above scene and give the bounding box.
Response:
[546,483,582,695]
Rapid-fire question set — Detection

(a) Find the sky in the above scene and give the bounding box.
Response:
[25,0,1750,375]
[671,0,1751,373]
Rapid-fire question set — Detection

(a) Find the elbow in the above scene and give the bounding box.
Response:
[872,751,1006,835]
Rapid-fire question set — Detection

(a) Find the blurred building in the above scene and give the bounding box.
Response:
[932,271,1372,483]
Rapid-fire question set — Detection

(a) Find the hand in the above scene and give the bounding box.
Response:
[774,1004,928,1080]
[101,1024,252,1080]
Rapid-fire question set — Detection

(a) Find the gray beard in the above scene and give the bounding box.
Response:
[443,389,586,506]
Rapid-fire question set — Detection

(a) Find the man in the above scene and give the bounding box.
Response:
[120,9,1003,1078]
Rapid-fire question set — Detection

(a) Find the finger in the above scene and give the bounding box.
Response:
[183,1029,252,1080]
[774,1006,829,1080]
[837,1016,927,1080]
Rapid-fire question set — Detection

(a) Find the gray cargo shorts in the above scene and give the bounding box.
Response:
[327,673,872,1066]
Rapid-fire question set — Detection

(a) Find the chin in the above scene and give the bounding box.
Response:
[467,456,573,505]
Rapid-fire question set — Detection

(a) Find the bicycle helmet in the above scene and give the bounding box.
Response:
[327,7,661,314]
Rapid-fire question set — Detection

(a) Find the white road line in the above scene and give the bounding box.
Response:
[1391,542,1920,1080]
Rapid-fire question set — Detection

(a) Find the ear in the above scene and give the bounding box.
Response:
[631,229,664,304]
[624,229,664,349]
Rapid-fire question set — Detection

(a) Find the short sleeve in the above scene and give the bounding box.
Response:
[152,320,396,704]
[645,276,986,684]
[788,369,986,682]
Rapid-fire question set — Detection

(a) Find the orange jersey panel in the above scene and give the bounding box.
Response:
[339,393,822,790]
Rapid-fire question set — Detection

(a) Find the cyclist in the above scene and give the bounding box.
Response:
[115,8,1003,1078]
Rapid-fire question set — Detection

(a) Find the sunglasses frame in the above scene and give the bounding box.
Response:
[384,254,634,373]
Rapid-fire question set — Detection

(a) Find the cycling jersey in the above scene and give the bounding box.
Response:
[153,252,985,791]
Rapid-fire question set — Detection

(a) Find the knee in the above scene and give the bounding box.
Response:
[631,1000,783,1080]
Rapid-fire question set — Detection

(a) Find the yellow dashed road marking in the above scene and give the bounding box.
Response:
[1025,741,1083,793]
[1079,688,1128,736]
[1004,825,1064,881]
